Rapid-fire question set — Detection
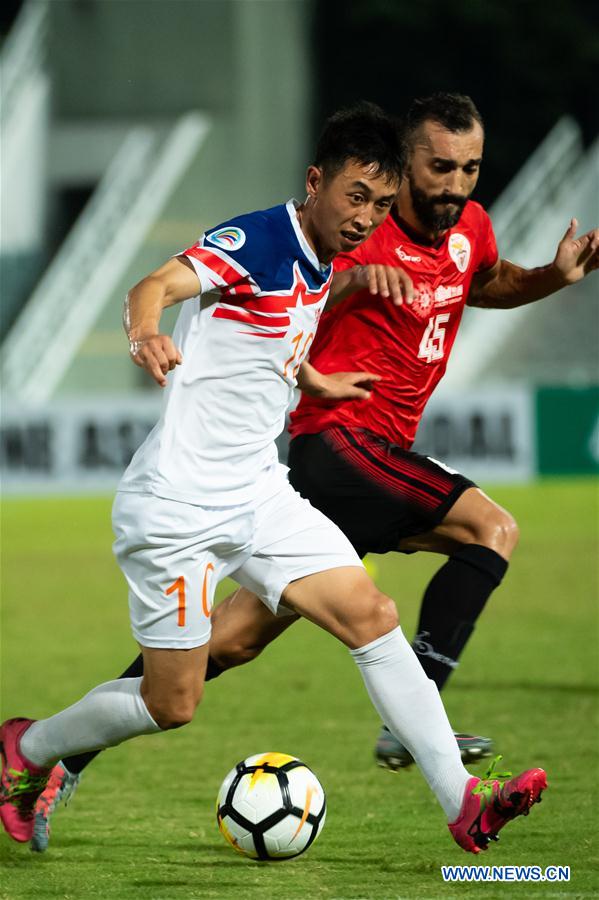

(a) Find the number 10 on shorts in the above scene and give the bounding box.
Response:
[166,563,215,627]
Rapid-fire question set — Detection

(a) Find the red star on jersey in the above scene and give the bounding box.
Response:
[210,260,332,337]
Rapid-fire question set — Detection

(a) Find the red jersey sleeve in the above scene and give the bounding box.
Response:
[333,244,367,274]
[474,207,499,273]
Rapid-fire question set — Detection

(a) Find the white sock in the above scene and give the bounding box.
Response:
[20,677,161,768]
[350,626,471,820]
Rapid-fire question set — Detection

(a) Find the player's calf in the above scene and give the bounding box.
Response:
[210,588,299,670]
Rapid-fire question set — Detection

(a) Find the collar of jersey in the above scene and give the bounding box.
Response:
[286,199,332,275]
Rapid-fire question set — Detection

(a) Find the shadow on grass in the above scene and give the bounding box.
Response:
[129,880,245,889]
[454,681,598,695]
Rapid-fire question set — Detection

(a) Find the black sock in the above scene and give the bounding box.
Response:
[63,654,225,775]
[412,544,508,692]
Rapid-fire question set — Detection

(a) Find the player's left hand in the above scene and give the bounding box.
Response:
[312,371,382,401]
[553,219,599,284]
[354,264,414,306]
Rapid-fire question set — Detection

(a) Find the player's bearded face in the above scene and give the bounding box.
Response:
[407,176,469,232]
[405,121,483,235]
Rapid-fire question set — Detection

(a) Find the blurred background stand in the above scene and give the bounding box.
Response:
[0,0,597,492]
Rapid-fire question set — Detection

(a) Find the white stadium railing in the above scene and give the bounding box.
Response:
[1,113,210,404]
[444,118,596,388]
[1,0,50,255]
[489,116,583,249]
[0,0,48,125]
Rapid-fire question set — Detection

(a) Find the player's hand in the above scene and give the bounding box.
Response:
[553,219,599,285]
[311,371,382,401]
[353,264,414,306]
[129,334,183,387]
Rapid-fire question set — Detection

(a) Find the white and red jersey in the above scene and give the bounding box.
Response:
[119,200,332,506]
[289,201,498,448]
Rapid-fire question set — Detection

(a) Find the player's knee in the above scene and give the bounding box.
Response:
[498,511,519,556]
[149,700,199,731]
[476,508,519,558]
[145,686,204,730]
[355,587,399,645]
[373,591,399,634]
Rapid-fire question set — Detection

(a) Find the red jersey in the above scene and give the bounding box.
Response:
[289,200,498,449]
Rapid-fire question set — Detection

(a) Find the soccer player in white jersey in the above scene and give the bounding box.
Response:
[1,103,547,855]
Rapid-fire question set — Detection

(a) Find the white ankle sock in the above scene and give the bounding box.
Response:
[350,626,471,820]
[20,677,161,768]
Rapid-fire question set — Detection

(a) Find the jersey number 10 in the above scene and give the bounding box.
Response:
[418,313,450,364]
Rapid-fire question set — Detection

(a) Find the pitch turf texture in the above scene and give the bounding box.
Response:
[1,479,597,899]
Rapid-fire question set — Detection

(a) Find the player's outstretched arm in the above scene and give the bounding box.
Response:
[469,219,599,310]
[297,360,381,400]
[124,256,201,386]
[329,264,414,309]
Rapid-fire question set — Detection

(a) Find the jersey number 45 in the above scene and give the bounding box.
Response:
[418,313,450,364]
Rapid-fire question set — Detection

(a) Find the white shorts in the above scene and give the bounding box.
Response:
[112,466,363,649]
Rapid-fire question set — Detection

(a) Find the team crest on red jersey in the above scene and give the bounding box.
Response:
[448,233,471,273]
[412,282,435,319]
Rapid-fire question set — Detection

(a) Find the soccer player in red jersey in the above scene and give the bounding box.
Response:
[288,92,598,767]
[287,92,599,768]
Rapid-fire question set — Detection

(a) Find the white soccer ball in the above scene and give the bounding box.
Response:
[216,751,327,861]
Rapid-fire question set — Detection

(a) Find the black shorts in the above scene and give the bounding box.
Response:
[287,426,476,558]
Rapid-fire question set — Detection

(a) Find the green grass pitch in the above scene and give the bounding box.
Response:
[1,479,598,899]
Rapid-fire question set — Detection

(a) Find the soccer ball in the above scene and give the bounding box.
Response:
[216,752,327,861]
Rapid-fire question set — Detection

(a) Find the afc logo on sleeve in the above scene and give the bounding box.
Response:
[207,227,247,251]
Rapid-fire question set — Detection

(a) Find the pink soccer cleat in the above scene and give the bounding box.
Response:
[449,756,547,854]
[0,718,52,843]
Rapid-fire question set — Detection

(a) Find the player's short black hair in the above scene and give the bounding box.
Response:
[313,101,404,186]
[404,93,484,145]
